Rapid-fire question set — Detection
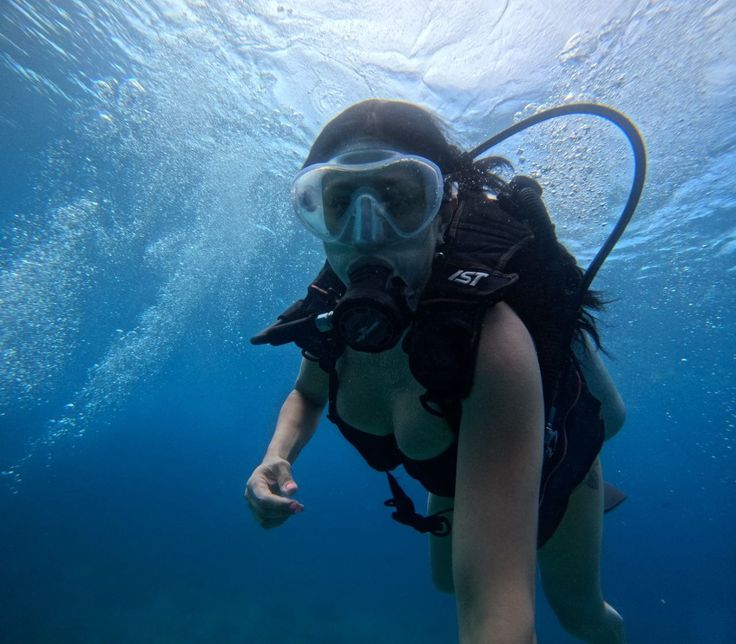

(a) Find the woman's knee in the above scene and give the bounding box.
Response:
[429,533,455,594]
[552,599,625,642]
[428,493,455,594]
[431,566,455,594]
[552,597,604,636]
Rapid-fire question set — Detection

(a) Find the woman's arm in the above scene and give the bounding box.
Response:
[264,358,329,462]
[573,333,626,440]
[245,358,328,528]
[453,303,544,644]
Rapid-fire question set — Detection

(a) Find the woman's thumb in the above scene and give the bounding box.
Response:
[276,464,298,496]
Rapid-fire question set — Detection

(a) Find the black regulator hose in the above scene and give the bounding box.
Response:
[457,103,647,301]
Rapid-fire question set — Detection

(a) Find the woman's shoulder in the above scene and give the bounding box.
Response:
[468,302,544,406]
[294,357,330,406]
[479,303,538,366]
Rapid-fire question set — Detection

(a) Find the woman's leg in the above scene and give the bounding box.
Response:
[538,458,626,644]
[427,492,455,593]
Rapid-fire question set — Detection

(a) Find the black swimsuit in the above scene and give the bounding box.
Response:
[324,356,604,547]
[326,366,459,498]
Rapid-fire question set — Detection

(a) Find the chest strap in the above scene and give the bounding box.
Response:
[384,472,452,536]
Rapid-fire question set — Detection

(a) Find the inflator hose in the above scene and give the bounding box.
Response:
[513,185,558,249]
[458,103,647,305]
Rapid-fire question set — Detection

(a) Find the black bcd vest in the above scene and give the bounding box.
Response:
[253,177,605,546]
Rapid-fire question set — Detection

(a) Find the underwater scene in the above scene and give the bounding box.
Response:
[1,1,734,642]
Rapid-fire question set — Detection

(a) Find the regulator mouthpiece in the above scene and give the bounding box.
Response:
[331,262,412,353]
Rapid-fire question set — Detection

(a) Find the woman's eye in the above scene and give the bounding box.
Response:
[299,188,319,212]
[323,181,352,210]
[327,194,350,210]
[386,188,421,210]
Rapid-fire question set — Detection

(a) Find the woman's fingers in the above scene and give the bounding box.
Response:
[245,472,304,527]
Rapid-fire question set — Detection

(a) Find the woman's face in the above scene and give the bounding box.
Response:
[299,138,446,302]
[323,215,443,304]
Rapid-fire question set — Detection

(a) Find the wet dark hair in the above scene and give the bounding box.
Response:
[303,99,461,172]
[303,99,511,198]
[306,99,603,347]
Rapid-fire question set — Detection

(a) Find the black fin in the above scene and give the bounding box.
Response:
[604,481,627,513]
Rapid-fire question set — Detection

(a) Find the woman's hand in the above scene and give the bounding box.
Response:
[244,362,328,529]
[245,457,304,529]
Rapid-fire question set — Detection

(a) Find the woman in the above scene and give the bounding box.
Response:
[246,99,627,644]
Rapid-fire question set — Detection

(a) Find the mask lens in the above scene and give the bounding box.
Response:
[292,151,443,243]
[376,163,428,234]
[322,176,355,236]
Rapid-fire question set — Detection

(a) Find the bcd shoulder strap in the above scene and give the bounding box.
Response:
[403,189,537,415]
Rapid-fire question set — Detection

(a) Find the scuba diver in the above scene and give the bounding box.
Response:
[246,99,645,644]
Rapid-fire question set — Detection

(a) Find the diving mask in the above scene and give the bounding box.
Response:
[291,149,445,246]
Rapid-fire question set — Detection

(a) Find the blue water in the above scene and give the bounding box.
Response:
[1,1,734,642]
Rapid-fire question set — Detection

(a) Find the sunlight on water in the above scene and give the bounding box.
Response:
[1,0,313,483]
[1,0,734,488]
